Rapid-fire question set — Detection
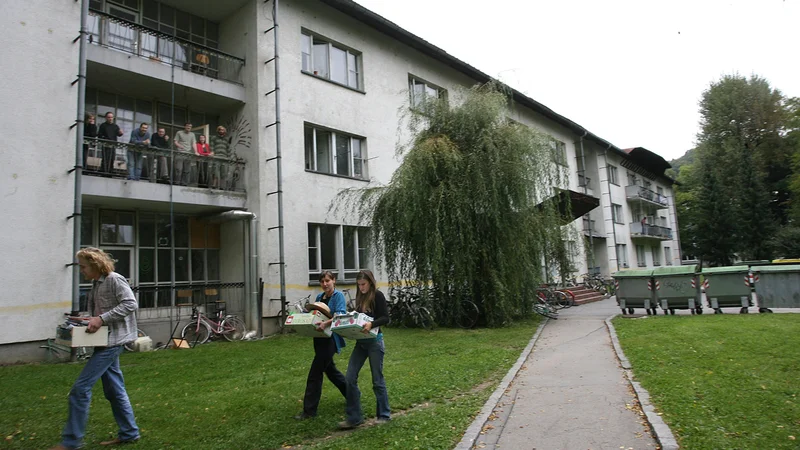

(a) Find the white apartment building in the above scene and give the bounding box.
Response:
[0,0,680,362]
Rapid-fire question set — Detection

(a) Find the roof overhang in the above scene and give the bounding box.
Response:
[537,189,601,224]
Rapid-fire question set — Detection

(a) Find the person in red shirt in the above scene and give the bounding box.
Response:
[195,135,213,186]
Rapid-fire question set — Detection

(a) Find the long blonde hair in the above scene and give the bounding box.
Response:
[76,247,115,276]
[355,270,377,314]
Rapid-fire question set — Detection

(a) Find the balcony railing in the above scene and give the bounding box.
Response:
[87,9,245,85]
[83,138,245,192]
[630,222,672,239]
[625,184,668,207]
[133,282,245,315]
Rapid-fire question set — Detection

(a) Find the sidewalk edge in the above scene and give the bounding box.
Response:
[605,315,680,450]
[453,318,549,450]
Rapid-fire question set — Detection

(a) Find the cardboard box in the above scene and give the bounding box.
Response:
[55,325,109,347]
[331,312,379,340]
[285,311,332,337]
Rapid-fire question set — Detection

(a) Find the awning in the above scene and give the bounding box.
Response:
[536,189,600,224]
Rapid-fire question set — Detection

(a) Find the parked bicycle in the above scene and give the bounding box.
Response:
[537,285,572,309]
[388,286,435,330]
[123,328,148,352]
[181,304,246,346]
[341,288,356,311]
[40,338,91,362]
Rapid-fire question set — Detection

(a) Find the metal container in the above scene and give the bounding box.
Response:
[613,268,656,315]
[701,265,752,314]
[752,264,800,311]
[653,265,701,315]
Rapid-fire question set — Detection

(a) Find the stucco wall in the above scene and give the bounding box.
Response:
[0,0,80,344]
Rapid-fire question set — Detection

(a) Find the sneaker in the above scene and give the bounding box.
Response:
[294,413,315,420]
[338,420,363,430]
[99,437,139,446]
[376,417,391,424]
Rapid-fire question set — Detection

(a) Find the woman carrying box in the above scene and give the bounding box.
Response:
[295,271,348,420]
[339,269,391,429]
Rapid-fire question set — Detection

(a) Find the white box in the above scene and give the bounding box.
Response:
[55,325,109,347]
[331,313,379,340]
[285,311,332,337]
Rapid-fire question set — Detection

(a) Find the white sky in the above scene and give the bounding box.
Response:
[355,0,800,161]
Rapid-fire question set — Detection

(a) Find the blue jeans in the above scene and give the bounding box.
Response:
[345,338,390,424]
[126,150,143,180]
[61,345,139,449]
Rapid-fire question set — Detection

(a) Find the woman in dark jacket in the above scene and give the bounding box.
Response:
[339,269,391,429]
[83,113,97,170]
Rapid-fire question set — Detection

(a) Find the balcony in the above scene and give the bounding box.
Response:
[82,138,246,210]
[577,173,595,197]
[582,217,605,239]
[629,222,672,241]
[625,185,669,209]
[87,9,244,84]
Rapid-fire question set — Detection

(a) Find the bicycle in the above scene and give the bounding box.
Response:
[458,299,480,329]
[181,304,247,347]
[531,294,559,319]
[341,288,357,311]
[388,286,435,330]
[40,338,91,362]
[537,285,571,309]
[123,328,148,352]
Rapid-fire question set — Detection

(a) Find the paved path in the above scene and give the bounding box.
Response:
[472,298,658,450]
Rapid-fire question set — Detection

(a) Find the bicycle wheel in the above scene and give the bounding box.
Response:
[558,289,575,308]
[458,300,480,329]
[416,306,435,330]
[221,316,247,341]
[554,291,572,309]
[532,296,559,319]
[124,328,148,352]
[182,321,211,347]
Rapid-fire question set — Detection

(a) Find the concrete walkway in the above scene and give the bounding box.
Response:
[465,298,659,450]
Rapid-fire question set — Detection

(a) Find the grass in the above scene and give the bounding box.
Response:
[0,318,540,449]
[612,313,800,449]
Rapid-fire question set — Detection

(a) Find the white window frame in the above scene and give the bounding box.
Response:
[549,138,567,167]
[607,165,619,185]
[616,244,628,268]
[652,246,662,266]
[308,223,371,283]
[304,124,367,179]
[665,246,673,265]
[611,203,624,224]
[409,76,445,108]
[636,245,647,267]
[301,30,362,90]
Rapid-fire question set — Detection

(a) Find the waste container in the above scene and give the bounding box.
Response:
[613,268,656,315]
[700,266,752,314]
[752,264,800,312]
[653,265,701,315]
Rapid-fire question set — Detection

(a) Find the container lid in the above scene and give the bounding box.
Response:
[772,259,800,264]
[613,268,653,278]
[701,265,749,275]
[752,264,800,273]
[740,260,771,266]
[653,265,697,276]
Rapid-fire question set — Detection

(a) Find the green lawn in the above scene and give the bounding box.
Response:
[0,318,539,449]
[612,314,800,449]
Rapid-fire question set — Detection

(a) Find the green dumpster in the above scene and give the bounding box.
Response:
[752,265,800,312]
[613,268,656,315]
[653,265,701,315]
[701,266,752,314]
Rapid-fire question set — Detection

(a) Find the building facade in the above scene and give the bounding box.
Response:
[0,0,679,362]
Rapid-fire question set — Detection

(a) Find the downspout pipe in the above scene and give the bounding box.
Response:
[273,0,287,326]
[602,144,620,272]
[577,131,595,275]
[71,0,89,313]
[206,210,259,332]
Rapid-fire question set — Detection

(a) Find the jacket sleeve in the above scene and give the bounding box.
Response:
[370,291,390,328]
[99,274,138,324]
[330,291,347,316]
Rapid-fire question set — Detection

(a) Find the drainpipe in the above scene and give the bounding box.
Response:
[577,131,595,275]
[669,190,682,263]
[207,210,259,332]
[272,0,287,324]
[601,144,620,272]
[71,0,89,313]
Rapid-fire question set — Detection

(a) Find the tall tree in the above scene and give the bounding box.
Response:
[335,84,573,327]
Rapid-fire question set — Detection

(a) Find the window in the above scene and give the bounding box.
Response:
[409,76,445,108]
[304,124,367,179]
[665,247,673,265]
[611,204,624,224]
[308,224,371,282]
[302,31,361,89]
[100,210,135,245]
[636,245,647,267]
[627,172,638,186]
[607,165,619,185]
[657,186,664,196]
[549,139,567,167]
[616,244,628,268]
[652,246,662,266]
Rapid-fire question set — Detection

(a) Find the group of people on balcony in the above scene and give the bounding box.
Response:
[83,112,239,190]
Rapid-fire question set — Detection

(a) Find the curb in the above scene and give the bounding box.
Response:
[454,318,549,450]
[605,315,680,450]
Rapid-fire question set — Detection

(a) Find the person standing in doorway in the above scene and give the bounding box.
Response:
[295,271,348,420]
[150,127,170,182]
[173,122,196,185]
[195,134,212,187]
[83,113,97,171]
[49,247,140,450]
[210,125,232,190]
[339,269,391,429]
[97,112,124,175]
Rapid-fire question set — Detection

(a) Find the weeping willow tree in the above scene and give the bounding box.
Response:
[336,83,574,326]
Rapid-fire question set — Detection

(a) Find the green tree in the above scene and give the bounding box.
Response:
[693,153,737,266]
[336,84,573,327]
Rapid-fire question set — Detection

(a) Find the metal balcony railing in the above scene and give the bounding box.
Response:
[87,9,245,85]
[83,138,246,192]
[630,222,672,239]
[625,184,668,207]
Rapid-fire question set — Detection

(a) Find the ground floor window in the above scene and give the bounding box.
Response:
[636,245,647,267]
[308,223,370,283]
[616,244,628,268]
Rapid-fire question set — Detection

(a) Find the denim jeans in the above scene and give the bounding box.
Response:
[126,150,143,180]
[303,337,347,416]
[345,338,390,424]
[61,345,139,449]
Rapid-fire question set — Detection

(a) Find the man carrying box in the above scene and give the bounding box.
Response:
[49,248,140,450]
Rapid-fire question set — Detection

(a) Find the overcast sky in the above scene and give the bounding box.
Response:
[355,0,799,161]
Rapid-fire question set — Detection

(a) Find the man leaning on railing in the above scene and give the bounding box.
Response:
[210,125,237,190]
[150,128,170,182]
[128,123,150,181]
[173,123,196,186]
